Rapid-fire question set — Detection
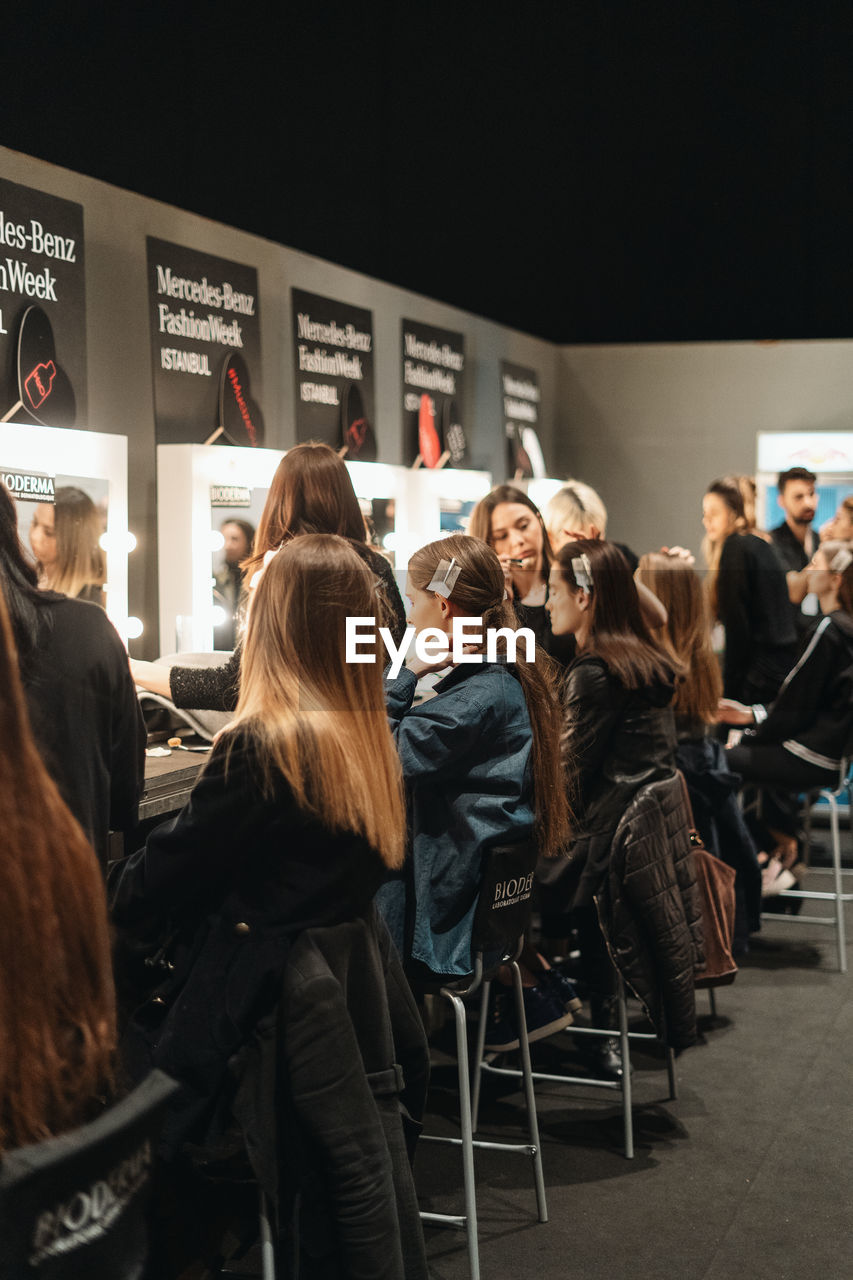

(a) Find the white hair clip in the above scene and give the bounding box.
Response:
[428,556,461,599]
[249,545,282,591]
[571,553,593,592]
[830,547,853,574]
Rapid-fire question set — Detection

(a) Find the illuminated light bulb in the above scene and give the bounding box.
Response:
[211,606,227,628]
[98,531,137,553]
[383,531,399,551]
[125,617,144,640]
[210,530,225,552]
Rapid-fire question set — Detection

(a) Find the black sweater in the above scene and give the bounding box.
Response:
[22,594,145,868]
[749,611,853,770]
[717,531,797,703]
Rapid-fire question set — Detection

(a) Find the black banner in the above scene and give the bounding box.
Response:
[0,179,86,429]
[500,360,545,479]
[401,320,467,467]
[147,239,263,446]
[291,289,376,458]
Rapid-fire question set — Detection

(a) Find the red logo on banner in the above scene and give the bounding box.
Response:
[24,361,56,409]
[227,366,258,446]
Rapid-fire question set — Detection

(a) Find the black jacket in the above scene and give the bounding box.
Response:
[169,543,406,712]
[717,531,797,702]
[597,773,704,1053]
[770,520,821,637]
[537,654,678,914]
[232,910,430,1280]
[749,611,853,771]
[108,727,388,1154]
[22,593,145,868]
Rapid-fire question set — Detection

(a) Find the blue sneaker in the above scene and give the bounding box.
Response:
[541,967,583,1014]
[483,983,574,1052]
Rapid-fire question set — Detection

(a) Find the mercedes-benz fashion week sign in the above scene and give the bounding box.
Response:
[0,179,86,429]
[147,239,263,446]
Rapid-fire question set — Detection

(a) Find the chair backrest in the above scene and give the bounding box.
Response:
[0,1070,178,1280]
[471,840,538,959]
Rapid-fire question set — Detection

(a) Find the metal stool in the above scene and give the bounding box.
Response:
[418,842,548,1280]
[472,972,676,1160]
[759,758,853,973]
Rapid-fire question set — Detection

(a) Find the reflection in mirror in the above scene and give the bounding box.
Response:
[360,496,396,564]
[440,496,477,536]
[14,474,108,607]
[209,486,266,651]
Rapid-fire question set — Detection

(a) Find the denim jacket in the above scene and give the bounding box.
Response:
[377,661,534,976]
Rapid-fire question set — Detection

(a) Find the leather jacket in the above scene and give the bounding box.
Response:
[597,773,704,1053]
[538,654,677,915]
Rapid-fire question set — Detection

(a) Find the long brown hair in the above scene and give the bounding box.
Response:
[468,484,554,577]
[555,539,678,690]
[233,534,406,868]
[0,588,115,1153]
[408,534,570,856]
[636,552,721,727]
[45,486,106,603]
[243,442,366,580]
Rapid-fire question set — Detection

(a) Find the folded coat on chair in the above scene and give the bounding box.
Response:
[596,773,705,1053]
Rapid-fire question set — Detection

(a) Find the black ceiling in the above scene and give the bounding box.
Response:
[4,3,853,344]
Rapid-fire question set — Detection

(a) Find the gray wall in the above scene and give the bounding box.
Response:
[1,146,559,655]
[555,340,853,558]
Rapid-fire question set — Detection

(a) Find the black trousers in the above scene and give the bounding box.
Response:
[726,743,837,838]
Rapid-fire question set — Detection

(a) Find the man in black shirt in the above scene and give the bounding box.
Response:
[770,466,820,638]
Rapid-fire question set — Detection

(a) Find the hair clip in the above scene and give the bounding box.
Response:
[571,553,593,592]
[428,556,461,599]
[248,544,282,591]
[830,547,853,574]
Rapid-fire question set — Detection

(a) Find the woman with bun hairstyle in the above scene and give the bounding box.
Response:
[719,540,853,878]
[540,538,681,1074]
[29,484,106,606]
[378,533,571,1043]
[0,585,115,1154]
[702,477,796,704]
[468,483,575,665]
[130,441,406,709]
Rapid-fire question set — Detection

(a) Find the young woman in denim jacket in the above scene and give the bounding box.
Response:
[376,535,570,1042]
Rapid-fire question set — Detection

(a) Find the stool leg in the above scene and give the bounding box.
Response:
[666,1046,677,1100]
[708,987,718,1020]
[828,792,848,974]
[509,960,548,1222]
[471,979,491,1133]
[448,990,480,1280]
[259,1188,276,1280]
[617,980,634,1159]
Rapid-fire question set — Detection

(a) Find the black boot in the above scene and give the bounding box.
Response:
[582,995,629,1081]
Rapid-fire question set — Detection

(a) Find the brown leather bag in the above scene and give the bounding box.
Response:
[677,772,738,988]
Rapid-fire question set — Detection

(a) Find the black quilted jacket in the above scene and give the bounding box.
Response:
[596,773,705,1053]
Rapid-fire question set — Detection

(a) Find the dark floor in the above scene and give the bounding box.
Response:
[417,851,853,1279]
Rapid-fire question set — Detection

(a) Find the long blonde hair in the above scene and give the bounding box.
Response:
[47,486,106,603]
[408,534,570,856]
[0,586,115,1153]
[233,534,405,869]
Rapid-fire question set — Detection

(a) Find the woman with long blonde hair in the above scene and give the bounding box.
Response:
[0,586,115,1154]
[110,535,407,1145]
[30,485,106,606]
